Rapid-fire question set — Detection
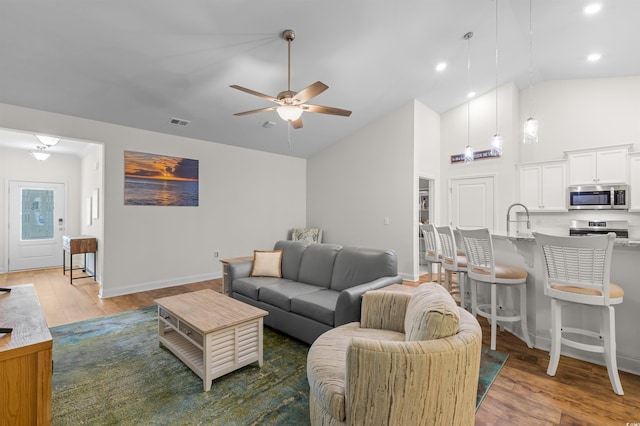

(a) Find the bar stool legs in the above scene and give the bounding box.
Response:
[480,282,532,351]
[603,306,624,395]
[547,300,623,395]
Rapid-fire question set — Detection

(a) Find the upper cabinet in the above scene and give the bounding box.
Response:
[518,160,567,212]
[629,153,640,212]
[566,145,631,186]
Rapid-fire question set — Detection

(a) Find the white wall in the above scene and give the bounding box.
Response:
[414,100,441,278]
[0,145,82,273]
[307,101,415,279]
[80,143,104,278]
[519,76,640,164]
[440,82,521,231]
[0,103,306,297]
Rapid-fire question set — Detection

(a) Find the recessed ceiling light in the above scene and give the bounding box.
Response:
[467,91,476,99]
[587,53,602,62]
[435,62,447,72]
[584,3,602,15]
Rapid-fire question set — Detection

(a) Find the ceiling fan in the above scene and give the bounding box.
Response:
[230,29,352,129]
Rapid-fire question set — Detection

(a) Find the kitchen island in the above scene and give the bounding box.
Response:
[487,231,640,375]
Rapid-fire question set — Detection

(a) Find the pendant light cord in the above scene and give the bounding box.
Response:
[495,0,499,134]
[465,32,473,149]
[528,0,534,116]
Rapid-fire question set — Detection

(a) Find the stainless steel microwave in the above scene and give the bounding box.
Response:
[568,184,628,210]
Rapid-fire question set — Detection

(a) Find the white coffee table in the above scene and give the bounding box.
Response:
[155,289,268,391]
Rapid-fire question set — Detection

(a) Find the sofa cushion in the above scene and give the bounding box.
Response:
[259,281,323,312]
[250,249,282,278]
[307,323,405,422]
[404,283,460,341]
[297,244,342,288]
[291,289,340,326]
[330,246,398,292]
[274,240,312,281]
[232,277,290,301]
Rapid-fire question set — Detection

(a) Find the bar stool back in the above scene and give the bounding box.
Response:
[458,227,533,351]
[436,226,468,309]
[420,224,442,284]
[533,232,624,395]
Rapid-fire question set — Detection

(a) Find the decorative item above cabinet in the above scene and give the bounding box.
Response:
[565,144,632,186]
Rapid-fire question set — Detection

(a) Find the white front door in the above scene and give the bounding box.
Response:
[449,176,495,231]
[8,181,66,271]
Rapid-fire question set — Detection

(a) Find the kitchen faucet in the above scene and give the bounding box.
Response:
[506,203,531,233]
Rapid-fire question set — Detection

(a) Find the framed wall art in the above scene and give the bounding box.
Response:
[124,150,199,206]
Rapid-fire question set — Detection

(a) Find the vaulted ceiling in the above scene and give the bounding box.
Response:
[1,1,639,158]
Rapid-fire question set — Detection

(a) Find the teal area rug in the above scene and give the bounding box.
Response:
[51,307,507,425]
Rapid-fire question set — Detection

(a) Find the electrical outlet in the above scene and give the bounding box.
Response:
[213,250,220,258]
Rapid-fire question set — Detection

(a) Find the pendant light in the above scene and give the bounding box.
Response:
[523,0,539,144]
[463,32,474,164]
[490,0,503,156]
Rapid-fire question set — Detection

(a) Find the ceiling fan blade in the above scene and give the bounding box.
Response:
[233,106,278,116]
[230,85,280,104]
[290,117,303,129]
[293,81,328,104]
[302,104,352,117]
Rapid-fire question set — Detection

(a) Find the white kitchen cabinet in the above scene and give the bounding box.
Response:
[629,153,640,211]
[518,161,567,212]
[567,146,630,185]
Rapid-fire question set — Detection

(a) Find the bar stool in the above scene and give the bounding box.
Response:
[534,232,624,395]
[458,227,533,351]
[435,225,468,309]
[419,224,442,284]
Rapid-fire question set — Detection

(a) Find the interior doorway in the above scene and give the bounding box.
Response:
[449,175,496,231]
[418,177,435,275]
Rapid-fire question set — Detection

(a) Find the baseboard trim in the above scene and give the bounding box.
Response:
[99,272,222,299]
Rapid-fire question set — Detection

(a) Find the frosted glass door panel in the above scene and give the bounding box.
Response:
[22,189,55,240]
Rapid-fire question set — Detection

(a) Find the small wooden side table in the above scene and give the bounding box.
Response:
[219,256,253,295]
[62,235,97,284]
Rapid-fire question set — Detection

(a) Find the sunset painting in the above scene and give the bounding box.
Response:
[124,151,199,206]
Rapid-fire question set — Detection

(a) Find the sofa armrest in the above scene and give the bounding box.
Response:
[359,291,412,333]
[334,276,403,326]
[227,261,253,292]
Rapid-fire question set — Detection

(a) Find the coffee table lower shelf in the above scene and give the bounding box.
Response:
[158,315,264,391]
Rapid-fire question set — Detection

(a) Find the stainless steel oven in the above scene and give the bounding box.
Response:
[567,184,628,210]
[569,220,628,238]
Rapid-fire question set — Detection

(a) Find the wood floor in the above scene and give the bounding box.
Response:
[2,268,638,425]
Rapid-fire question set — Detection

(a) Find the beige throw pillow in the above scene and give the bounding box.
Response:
[250,249,283,278]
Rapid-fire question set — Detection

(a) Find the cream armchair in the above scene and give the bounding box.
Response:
[306,283,482,426]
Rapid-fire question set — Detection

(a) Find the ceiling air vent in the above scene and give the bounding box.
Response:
[169,117,190,126]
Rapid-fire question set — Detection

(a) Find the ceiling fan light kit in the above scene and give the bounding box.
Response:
[231,29,351,130]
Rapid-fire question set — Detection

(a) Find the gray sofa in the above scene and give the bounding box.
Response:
[227,240,403,344]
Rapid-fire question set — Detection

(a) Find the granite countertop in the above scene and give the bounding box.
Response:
[492,231,640,248]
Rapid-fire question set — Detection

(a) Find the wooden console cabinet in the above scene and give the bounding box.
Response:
[0,284,52,426]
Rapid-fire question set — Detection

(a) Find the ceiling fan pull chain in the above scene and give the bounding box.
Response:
[287,121,292,150]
